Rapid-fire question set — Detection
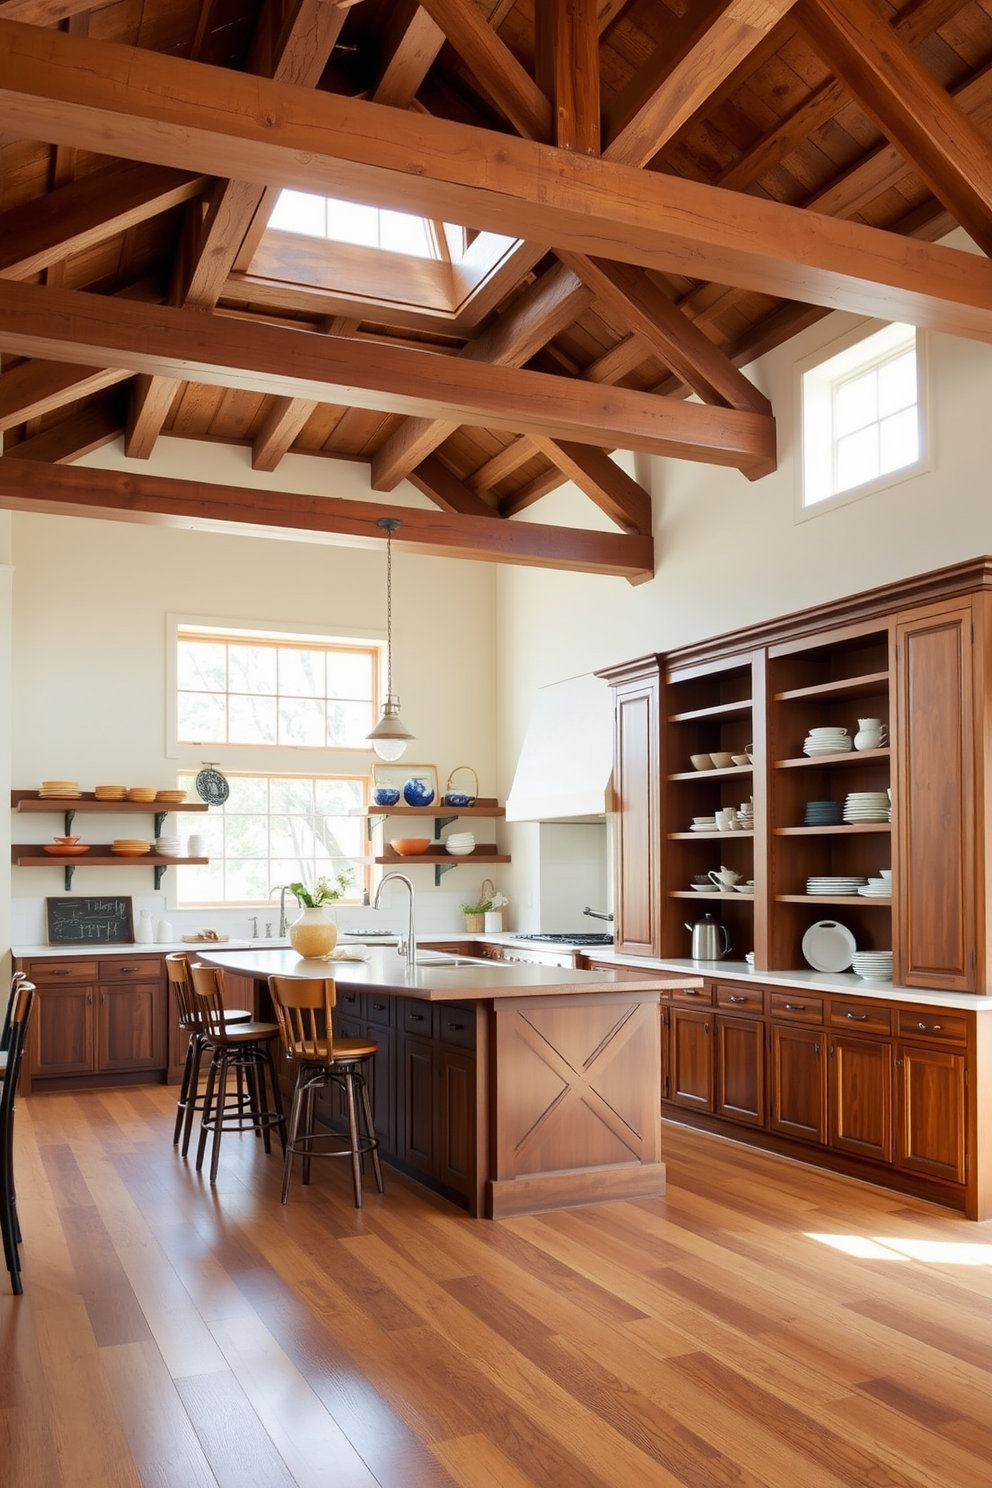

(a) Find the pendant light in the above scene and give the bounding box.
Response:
[367,516,415,761]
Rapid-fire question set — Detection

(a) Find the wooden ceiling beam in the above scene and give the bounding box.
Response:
[529,436,651,533]
[0,162,208,282]
[0,0,90,19]
[414,0,553,142]
[250,313,357,471]
[602,0,800,168]
[6,25,992,340]
[0,359,130,432]
[370,260,595,491]
[535,0,600,155]
[372,0,511,109]
[0,280,777,473]
[406,453,497,516]
[0,457,655,582]
[2,388,127,463]
[796,0,992,257]
[466,439,536,494]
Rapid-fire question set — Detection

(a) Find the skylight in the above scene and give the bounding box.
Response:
[268,190,466,261]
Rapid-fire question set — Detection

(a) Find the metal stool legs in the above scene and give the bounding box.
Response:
[281,1059,383,1207]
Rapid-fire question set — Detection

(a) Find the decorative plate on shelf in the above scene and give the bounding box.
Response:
[195,764,230,806]
[801,920,857,973]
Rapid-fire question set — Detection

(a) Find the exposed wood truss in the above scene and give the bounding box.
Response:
[3,0,992,575]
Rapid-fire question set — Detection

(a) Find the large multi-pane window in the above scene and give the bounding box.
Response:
[174,773,366,906]
[801,323,925,510]
[177,631,377,750]
[268,189,467,261]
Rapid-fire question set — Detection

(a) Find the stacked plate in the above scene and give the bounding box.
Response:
[39,779,80,798]
[690,815,717,832]
[804,799,844,826]
[94,784,126,800]
[155,835,182,857]
[802,728,852,757]
[112,838,151,856]
[156,789,188,804]
[127,786,157,802]
[852,950,894,981]
[444,831,475,856]
[806,875,867,896]
[843,791,890,823]
[858,877,891,898]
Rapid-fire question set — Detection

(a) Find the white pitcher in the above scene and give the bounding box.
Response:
[854,718,888,751]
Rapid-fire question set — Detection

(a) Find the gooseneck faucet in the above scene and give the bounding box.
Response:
[268,885,290,939]
[373,873,416,969]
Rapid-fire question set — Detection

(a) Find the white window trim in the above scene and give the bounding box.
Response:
[795,319,931,522]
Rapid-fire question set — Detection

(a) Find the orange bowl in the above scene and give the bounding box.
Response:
[389,838,432,856]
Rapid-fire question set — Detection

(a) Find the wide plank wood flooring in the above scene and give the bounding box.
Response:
[3,1085,992,1488]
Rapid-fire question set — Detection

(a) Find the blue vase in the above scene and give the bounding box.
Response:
[372,786,401,807]
[403,776,436,807]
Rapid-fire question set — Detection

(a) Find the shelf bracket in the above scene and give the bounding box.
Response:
[63,808,75,835]
[154,865,168,891]
[434,860,458,886]
[366,813,386,841]
[154,811,167,837]
[434,815,457,834]
[64,864,75,890]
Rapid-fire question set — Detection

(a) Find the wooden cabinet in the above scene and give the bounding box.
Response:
[317,987,398,1159]
[397,999,477,1200]
[828,1032,893,1164]
[769,1023,826,1144]
[668,1006,713,1111]
[895,1041,967,1185]
[19,954,167,1093]
[597,657,661,956]
[715,1015,764,1126]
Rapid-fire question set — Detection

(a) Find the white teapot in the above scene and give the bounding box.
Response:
[707,865,741,890]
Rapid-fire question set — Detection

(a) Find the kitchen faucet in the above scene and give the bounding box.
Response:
[373,873,416,969]
[268,885,290,938]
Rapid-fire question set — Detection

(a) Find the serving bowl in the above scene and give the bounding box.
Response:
[709,751,735,769]
[690,753,714,771]
[389,838,432,856]
[373,786,401,807]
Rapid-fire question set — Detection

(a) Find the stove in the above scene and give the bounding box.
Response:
[510,932,614,946]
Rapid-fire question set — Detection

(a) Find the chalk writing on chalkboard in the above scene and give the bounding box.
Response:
[46,897,135,945]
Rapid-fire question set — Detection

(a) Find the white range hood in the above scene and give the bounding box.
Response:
[506,672,614,822]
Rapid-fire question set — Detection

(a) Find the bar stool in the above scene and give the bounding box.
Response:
[0,971,27,1077]
[1,981,35,1295]
[165,954,252,1157]
[188,963,286,1183]
[268,976,383,1207]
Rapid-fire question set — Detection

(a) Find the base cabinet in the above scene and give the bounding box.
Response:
[716,1015,764,1126]
[895,1042,967,1185]
[397,1001,477,1202]
[769,1025,826,1144]
[668,1007,714,1112]
[828,1033,893,1164]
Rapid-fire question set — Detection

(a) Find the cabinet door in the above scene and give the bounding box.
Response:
[437,1046,475,1197]
[715,1016,764,1126]
[98,981,166,1071]
[668,1008,714,1111]
[895,1042,966,1185]
[896,604,976,990]
[32,985,96,1079]
[770,1025,826,1144]
[368,1024,395,1158]
[612,673,660,956]
[829,1034,893,1163]
[399,1034,435,1175]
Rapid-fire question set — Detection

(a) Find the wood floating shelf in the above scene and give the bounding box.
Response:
[667,831,754,840]
[776,894,892,906]
[667,766,753,781]
[10,845,207,890]
[352,799,504,818]
[669,890,755,901]
[775,824,891,835]
[774,748,890,769]
[773,671,889,702]
[11,789,208,840]
[668,699,753,723]
[375,847,510,886]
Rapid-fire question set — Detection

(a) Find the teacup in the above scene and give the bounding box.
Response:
[715,807,736,831]
[708,866,741,889]
[880,868,892,881]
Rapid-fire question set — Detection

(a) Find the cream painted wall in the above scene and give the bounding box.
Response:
[495,306,992,917]
[6,454,497,939]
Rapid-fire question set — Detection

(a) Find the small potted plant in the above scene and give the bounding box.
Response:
[460,880,508,934]
[286,869,353,957]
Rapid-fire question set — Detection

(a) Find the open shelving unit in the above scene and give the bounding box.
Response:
[11,790,210,888]
[351,797,509,886]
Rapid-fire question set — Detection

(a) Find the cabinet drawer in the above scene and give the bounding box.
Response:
[28,960,98,984]
[671,984,714,1006]
[402,1000,433,1037]
[337,987,363,1018]
[829,1001,891,1035]
[100,956,161,980]
[437,1005,475,1050]
[770,992,823,1025]
[896,1009,968,1044]
[715,983,765,1016]
[366,993,394,1028]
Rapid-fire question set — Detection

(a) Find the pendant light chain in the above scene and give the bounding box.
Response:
[366,515,412,759]
[385,526,394,699]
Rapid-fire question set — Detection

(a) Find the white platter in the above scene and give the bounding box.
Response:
[802,919,857,972]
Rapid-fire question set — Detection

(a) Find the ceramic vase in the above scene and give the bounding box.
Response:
[289,905,338,957]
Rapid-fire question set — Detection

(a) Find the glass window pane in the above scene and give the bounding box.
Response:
[178,641,226,691]
[326,650,374,701]
[836,426,879,492]
[194,813,226,854]
[315,778,363,814]
[278,648,325,698]
[270,855,316,888]
[380,210,433,258]
[224,775,269,813]
[279,697,325,747]
[327,699,375,748]
[330,199,379,247]
[228,693,277,745]
[835,370,877,436]
[879,407,919,473]
[270,813,317,856]
[878,350,916,417]
[270,778,314,814]
[221,814,268,857]
[228,644,277,695]
[177,691,226,743]
[269,189,326,237]
[225,857,271,901]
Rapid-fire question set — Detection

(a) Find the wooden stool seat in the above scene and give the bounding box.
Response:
[268,975,384,1208]
[165,953,252,1156]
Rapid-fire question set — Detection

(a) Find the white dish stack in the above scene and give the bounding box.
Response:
[444,832,475,856]
[806,875,867,896]
[843,791,890,823]
[851,950,894,981]
[155,834,182,857]
[803,727,853,757]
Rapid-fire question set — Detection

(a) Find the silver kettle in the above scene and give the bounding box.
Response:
[684,913,731,960]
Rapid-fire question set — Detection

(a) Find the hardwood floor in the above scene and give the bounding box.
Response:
[3,1086,992,1488]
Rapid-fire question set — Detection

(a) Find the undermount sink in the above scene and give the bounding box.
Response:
[415,953,505,967]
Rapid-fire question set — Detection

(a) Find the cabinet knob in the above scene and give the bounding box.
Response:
[704,1022,710,1034]
[814,1043,821,1055]
[727,995,747,1003]
[846,1012,869,1021]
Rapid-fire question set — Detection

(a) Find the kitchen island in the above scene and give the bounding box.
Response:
[198,945,703,1218]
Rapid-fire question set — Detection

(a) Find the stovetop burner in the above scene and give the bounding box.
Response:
[510,932,614,946]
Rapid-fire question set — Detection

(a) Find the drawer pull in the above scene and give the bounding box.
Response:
[372,1002,386,1011]
[410,1012,426,1022]
[683,988,700,996]
[447,1022,466,1032]
[916,1021,941,1032]
[52,968,72,977]
[814,1043,821,1055]
[846,1012,869,1021]
[784,1003,805,1012]
[120,965,140,973]
[704,1022,710,1034]
[727,995,747,1003]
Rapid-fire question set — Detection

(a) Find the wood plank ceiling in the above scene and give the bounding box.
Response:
[1,0,992,580]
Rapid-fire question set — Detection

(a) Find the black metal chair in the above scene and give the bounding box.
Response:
[1,980,35,1295]
[0,970,27,1078]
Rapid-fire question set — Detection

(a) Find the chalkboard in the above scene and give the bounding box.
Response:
[46,896,135,945]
